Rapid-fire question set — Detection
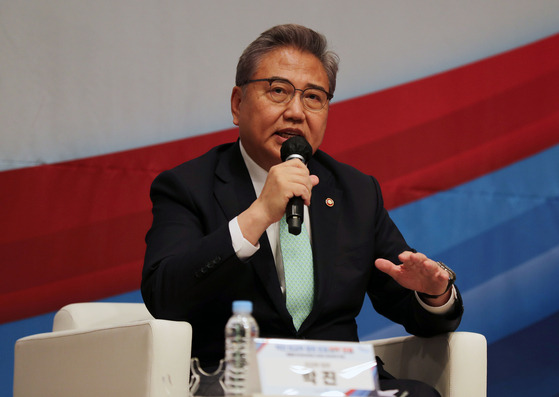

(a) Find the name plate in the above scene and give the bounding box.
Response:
[254,338,378,396]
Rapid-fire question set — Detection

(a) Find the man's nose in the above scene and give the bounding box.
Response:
[284,91,306,119]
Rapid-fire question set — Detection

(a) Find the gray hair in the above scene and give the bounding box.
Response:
[235,24,340,95]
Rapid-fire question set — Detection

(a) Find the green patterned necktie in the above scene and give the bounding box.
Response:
[279,214,314,330]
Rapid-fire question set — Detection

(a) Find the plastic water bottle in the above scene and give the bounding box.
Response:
[224,300,259,396]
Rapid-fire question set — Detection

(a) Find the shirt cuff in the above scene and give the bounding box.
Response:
[229,217,260,260]
[415,285,458,315]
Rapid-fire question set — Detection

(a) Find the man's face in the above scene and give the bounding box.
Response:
[231,46,330,171]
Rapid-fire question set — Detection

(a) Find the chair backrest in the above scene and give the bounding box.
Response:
[53,302,154,331]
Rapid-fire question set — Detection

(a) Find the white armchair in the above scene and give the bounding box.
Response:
[13,302,486,397]
[364,332,487,396]
[14,303,192,397]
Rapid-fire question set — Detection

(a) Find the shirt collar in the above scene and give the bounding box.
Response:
[239,140,268,197]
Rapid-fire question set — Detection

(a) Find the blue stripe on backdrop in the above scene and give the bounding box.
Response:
[359,143,559,341]
[461,243,559,341]
[439,203,559,292]
[487,310,559,396]
[388,143,559,258]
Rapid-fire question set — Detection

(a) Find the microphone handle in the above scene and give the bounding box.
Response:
[286,196,304,235]
[284,152,307,235]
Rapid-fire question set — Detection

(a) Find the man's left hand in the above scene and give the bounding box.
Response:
[375,251,452,306]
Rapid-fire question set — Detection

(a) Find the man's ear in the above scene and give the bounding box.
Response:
[231,86,243,126]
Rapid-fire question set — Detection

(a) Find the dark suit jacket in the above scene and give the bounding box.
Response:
[142,141,463,369]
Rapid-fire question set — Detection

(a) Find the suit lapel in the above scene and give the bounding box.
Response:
[214,142,289,320]
[303,157,343,330]
[214,142,254,221]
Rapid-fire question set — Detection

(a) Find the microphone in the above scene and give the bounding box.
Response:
[280,136,313,235]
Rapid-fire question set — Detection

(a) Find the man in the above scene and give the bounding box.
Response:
[142,24,463,397]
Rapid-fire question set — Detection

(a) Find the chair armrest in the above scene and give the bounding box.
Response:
[52,302,155,331]
[14,319,192,397]
[363,332,487,397]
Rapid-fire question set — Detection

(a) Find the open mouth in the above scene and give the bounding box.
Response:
[275,130,302,139]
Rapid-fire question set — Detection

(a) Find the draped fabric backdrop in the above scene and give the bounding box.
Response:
[1,1,558,396]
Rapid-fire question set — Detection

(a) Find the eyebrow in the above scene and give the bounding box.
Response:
[269,76,329,93]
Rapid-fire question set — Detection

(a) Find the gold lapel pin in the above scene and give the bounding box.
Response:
[325,198,334,207]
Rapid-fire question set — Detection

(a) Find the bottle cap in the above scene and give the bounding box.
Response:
[232,300,253,313]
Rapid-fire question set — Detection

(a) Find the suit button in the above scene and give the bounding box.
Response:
[208,256,221,268]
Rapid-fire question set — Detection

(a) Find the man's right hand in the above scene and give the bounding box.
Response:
[237,159,319,245]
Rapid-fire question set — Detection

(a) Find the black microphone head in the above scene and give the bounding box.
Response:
[280,136,313,164]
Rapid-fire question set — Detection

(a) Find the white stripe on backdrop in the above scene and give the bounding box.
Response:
[1,0,559,170]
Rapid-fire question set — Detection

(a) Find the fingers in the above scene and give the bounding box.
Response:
[310,174,320,187]
[399,252,441,280]
[272,160,316,201]
[376,252,448,294]
[398,251,427,264]
[374,258,398,277]
[258,160,318,223]
[237,162,317,244]
[384,251,448,295]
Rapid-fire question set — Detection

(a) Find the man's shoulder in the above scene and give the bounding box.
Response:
[167,141,238,174]
[150,141,240,190]
[312,149,376,182]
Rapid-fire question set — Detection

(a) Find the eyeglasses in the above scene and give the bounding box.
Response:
[240,78,333,111]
